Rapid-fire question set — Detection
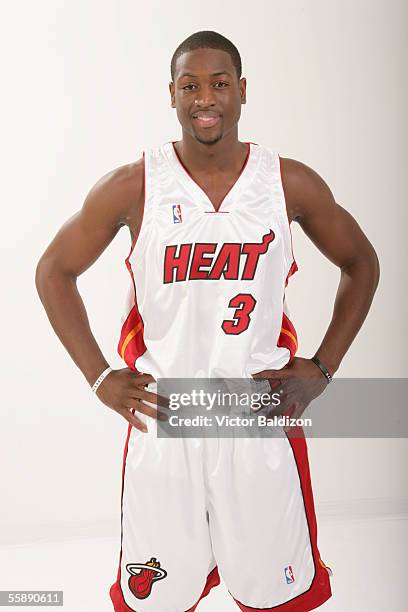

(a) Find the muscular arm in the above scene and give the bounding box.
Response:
[35,159,144,386]
[280,157,380,375]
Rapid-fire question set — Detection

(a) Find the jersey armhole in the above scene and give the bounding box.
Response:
[125,150,146,268]
[277,153,299,285]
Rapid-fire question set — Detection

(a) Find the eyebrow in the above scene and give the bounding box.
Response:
[178,71,232,79]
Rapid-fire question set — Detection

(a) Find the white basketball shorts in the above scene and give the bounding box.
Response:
[109,396,332,611]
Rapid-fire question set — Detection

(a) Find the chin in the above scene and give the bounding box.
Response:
[195,132,223,146]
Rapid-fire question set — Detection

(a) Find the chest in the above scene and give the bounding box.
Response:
[187,173,238,212]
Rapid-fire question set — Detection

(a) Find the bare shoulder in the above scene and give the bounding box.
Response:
[35,157,145,277]
[84,156,144,234]
[279,156,337,223]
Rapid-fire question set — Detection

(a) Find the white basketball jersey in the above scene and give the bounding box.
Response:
[118,141,298,379]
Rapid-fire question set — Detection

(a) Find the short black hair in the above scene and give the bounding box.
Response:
[170,30,242,81]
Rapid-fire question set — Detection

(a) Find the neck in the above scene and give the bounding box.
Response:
[175,128,247,174]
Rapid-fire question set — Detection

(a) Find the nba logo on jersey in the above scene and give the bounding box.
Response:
[172,204,182,223]
[284,565,295,584]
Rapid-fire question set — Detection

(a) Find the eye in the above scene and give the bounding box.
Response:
[182,83,197,90]
[214,81,228,88]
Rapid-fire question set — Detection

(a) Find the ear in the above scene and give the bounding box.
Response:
[240,77,247,104]
[169,81,176,108]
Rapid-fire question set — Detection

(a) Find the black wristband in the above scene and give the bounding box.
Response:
[311,356,333,384]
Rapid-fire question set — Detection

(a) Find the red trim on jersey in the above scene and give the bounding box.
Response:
[186,566,221,611]
[171,141,251,213]
[277,153,299,283]
[109,423,134,612]
[117,152,147,371]
[285,218,298,285]
[285,258,298,288]
[117,305,146,372]
[230,430,332,611]
[126,151,146,263]
[277,312,298,361]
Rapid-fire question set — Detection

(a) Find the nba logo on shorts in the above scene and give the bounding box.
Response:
[172,204,182,223]
[284,565,295,584]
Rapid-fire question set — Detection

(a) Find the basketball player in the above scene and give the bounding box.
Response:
[35,31,379,611]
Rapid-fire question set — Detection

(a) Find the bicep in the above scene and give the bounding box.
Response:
[38,164,142,277]
[300,199,371,269]
[282,158,375,269]
[40,197,121,277]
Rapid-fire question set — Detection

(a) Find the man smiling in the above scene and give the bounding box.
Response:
[36,30,379,611]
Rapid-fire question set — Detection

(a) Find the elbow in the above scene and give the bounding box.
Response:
[341,244,381,292]
[372,248,381,290]
[35,256,72,301]
[364,242,381,291]
[35,256,44,291]
[35,256,51,301]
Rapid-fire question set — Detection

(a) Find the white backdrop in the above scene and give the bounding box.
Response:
[1,0,407,548]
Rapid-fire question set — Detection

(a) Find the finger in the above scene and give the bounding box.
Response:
[264,403,284,419]
[263,391,288,417]
[278,397,296,418]
[279,389,298,406]
[291,402,306,420]
[130,400,168,421]
[252,369,292,380]
[133,373,156,387]
[123,408,148,433]
[254,378,289,400]
[130,389,169,410]
[260,385,284,409]
[273,385,289,407]
[130,390,169,411]
[268,378,283,390]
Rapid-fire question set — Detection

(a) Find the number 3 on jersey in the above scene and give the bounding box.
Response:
[222,293,257,335]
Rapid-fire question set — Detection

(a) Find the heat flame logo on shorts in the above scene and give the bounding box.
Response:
[126,557,167,599]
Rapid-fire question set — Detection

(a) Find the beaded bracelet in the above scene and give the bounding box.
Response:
[91,366,113,393]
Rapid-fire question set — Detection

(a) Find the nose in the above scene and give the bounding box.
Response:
[194,84,216,107]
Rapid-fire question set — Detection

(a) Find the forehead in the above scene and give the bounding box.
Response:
[174,47,236,80]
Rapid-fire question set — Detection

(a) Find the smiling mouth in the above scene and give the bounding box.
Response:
[192,115,221,129]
